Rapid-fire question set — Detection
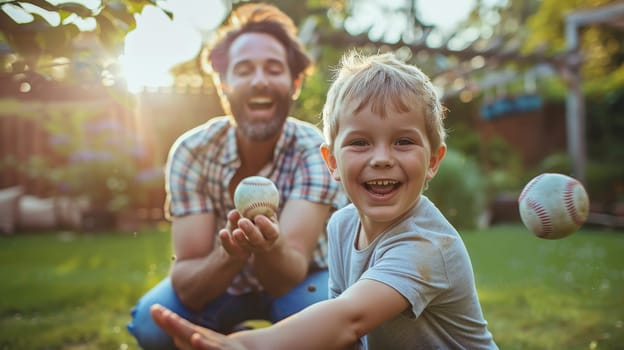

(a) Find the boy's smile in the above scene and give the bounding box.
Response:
[364,179,400,197]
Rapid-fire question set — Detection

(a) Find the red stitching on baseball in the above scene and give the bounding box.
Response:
[246,180,273,187]
[243,201,277,218]
[564,181,583,226]
[519,174,545,202]
[527,198,552,236]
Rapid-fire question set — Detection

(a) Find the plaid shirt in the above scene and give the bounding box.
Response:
[166,116,347,294]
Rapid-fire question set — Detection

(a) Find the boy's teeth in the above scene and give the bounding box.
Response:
[367,180,397,186]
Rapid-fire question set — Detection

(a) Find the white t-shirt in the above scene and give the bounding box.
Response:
[327,196,498,350]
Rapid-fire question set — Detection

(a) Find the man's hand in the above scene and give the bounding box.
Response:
[150,304,246,350]
[219,210,280,257]
[218,210,251,261]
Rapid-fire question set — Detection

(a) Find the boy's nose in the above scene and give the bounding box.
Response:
[369,158,394,168]
[369,148,395,168]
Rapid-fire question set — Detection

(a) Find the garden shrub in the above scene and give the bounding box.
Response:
[535,152,572,175]
[585,161,624,211]
[426,148,487,230]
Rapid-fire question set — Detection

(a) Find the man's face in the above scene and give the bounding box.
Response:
[221,32,297,142]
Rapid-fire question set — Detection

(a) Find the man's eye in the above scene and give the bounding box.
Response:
[233,64,252,75]
[267,63,285,75]
[234,68,251,76]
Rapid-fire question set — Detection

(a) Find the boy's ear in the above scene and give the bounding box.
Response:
[426,144,447,181]
[320,144,340,181]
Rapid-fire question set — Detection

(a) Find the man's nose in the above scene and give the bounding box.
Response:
[251,69,268,88]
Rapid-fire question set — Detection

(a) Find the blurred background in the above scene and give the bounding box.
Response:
[1,0,622,233]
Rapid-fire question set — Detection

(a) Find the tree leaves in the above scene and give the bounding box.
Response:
[0,0,161,76]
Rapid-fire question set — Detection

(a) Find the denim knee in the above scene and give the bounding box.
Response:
[126,277,185,350]
[271,269,329,321]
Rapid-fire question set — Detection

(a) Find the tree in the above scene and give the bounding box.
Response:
[524,0,624,94]
[0,0,170,83]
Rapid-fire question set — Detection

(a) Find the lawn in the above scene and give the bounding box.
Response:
[0,223,622,349]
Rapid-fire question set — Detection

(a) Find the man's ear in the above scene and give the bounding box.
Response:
[211,74,231,112]
[320,144,340,181]
[291,75,303,100]
[426,144,447,181]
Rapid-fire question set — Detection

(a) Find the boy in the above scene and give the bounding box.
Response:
[150,51,498,349]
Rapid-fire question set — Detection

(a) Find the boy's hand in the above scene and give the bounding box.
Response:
[150,304,245,350]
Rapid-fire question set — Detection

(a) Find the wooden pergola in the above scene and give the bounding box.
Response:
[564,2,624,184]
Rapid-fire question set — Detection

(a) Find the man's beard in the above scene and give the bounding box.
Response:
[228,90,292,142]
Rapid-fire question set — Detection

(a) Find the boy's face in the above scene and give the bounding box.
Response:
[221,32,300,142]
[321,105,446,233]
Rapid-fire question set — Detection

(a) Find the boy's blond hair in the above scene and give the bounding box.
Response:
[322,51,446,151]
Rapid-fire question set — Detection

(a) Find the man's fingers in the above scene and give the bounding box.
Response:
[232,229,250,244]
[219,230,237,253]
[253,215,279,241]
[237,218,277,246]
[227,210,241,229]
[219,230,252,260]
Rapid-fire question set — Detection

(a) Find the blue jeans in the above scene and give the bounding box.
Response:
[127,269,329,350]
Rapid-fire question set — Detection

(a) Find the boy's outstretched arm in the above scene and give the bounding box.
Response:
[151,279,409,350]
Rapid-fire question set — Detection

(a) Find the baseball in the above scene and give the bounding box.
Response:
[234,176,280,220]
[518,173,590,239]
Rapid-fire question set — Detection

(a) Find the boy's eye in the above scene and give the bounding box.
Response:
[348,139,368,147]
[396,138,416,146]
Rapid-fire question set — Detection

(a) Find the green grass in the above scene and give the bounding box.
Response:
[0,224,622,349]
[0,224,173,350]
[463,225,624,349]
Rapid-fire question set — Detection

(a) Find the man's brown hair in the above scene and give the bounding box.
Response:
[203,3,312,81]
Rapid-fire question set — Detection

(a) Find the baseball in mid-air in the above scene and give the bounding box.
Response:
[234,176,280,220]
[518,173,590,239]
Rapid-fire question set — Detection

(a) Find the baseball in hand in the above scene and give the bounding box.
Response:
[518,173,589,239]
[234,176,280,220]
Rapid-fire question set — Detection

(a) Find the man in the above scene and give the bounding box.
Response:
[126,3,346,349]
